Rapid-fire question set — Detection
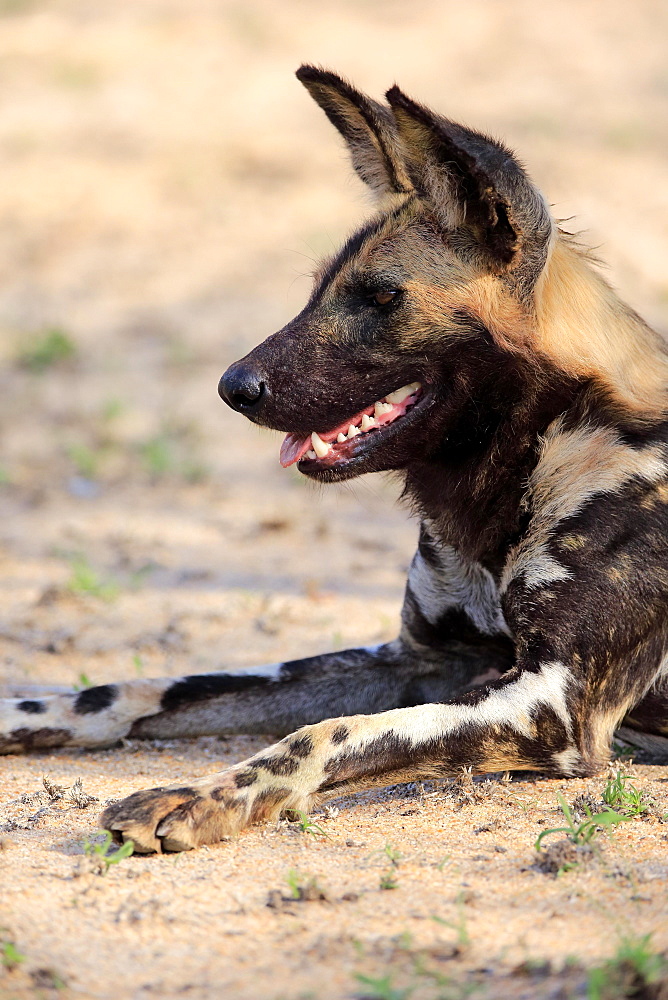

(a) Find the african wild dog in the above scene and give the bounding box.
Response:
[2,66,668,854]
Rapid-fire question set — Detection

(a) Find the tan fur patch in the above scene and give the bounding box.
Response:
[503,421,668,591]
[640,480,668,509]
[606,566,624,584]
[558,534,588,551]
[589,704,634,766]
[456,273,535,353]
[533,237,668,416]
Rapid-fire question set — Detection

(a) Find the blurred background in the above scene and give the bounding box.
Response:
[1,0,667,690]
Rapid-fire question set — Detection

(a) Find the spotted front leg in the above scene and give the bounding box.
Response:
[2,634,509,754]
[101,746,319,854]
[101,660,584,853]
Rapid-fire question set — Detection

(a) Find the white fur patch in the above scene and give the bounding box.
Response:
[338,660,573,749]
[552,747,581,774]
[245,662,283,681]
[408,538,510,636]
[1,677,174,750]
[519,548,573,589]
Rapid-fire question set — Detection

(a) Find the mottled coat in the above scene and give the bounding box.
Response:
[3,67,668,853]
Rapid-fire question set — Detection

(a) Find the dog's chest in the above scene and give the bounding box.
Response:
[407,526,510,639]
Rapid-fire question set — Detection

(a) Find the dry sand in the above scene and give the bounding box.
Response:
[1,1,668,997]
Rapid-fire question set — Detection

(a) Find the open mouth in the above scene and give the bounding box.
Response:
[279,381,424,471]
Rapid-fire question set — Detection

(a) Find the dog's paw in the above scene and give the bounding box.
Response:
[100,760,314,854]
[101,784,235,854]
[100,776,271,853]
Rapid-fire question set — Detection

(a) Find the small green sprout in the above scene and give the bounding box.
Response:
[72,672,93,691]
[379,871,399,890]
[19,327,75,372]
[101,398,124,421]
[285,869,304,899]
[140,435,174,477]
[84,831,134,873]
[284,869,324,900]
[383,843,403,865]
[535,792,631,851]
[611,740,635,761]
[67,555,119,601]
[66,443,100,479]
[587,933,666,999]
[1,940,26,970]
[354,973,411,1000]
[374,842,404,890]
[432,892,471,948]
[291,810,329,838]
[602,771,651,817]
[331,630,344,650]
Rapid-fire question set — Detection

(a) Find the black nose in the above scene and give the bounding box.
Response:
[218,362,267,413]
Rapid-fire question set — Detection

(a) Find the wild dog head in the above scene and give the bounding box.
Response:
[219,66,666,485]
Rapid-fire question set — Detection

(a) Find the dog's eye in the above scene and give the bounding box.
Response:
[371,290,399,306]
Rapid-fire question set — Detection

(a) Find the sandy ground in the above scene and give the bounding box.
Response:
[1,1,668,997]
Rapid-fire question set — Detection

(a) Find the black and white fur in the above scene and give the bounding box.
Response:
[2,67,668,853]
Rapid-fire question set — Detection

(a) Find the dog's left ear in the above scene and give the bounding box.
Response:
[297,65,412,198]
[386,85,552,289]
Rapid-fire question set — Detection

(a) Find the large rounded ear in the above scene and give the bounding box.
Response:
[296,65,412,198]
[386,85,553,294]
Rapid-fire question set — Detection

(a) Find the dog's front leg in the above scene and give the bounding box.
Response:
[2,528,514,754]
[0,639,494,753]
[101,660,576,852]
[1,647,409,752]
[0,678,181,754]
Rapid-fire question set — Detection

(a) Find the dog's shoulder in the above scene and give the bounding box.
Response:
[503,411,668,596]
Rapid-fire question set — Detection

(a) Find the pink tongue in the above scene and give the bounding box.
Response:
[280,433,311,468]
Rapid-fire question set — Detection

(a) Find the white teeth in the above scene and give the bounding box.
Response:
[374,401,393,418]
[309,384,421,461]
[385,381,421,405]
[311,431,331,459]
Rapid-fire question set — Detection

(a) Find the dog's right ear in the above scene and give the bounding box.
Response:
[296,65,412,198]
